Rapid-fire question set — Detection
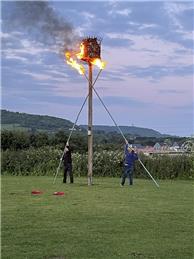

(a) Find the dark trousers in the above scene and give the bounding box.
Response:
[121,166,133,186]
[63,163,73,183]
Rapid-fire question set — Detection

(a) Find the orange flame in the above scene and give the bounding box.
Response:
[76,43,85,60]
[65,42,106,74]
[65,51,85,75]
[91,58,106,69]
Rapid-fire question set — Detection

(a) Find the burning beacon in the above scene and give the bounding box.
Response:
[65,37,105,74]
[78,37,101,61]
[65,37,105,186]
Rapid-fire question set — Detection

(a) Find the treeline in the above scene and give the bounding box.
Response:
[1,147,193,179]
[1,130,88,152]
[1,130,187,151]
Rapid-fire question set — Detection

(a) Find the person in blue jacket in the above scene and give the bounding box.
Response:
[121,141,138,186]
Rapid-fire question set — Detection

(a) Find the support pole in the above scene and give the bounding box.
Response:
[92,85,160,188]
[138,159,159,188]
[88,62,93,185]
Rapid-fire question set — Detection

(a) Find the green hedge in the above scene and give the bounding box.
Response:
[1,147,194,179]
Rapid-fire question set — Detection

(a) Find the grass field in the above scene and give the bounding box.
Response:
[1,176,194,259]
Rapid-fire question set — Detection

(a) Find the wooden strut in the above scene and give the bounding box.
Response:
[87,62,93,185]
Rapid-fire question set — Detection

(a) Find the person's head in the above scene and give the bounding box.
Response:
[127,146,135,153]
[127,144,133,152]
[65,145,69,152]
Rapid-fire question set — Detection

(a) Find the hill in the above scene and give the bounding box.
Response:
[1,110,166,138]
[80,125,164,138]
[1,110,82,133]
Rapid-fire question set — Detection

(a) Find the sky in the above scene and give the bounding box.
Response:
[1,1,194,137]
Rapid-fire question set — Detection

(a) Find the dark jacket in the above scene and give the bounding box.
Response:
[62,147,72,165]
[124,144,138,169]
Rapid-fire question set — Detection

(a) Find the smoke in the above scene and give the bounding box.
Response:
[2,1,80,51]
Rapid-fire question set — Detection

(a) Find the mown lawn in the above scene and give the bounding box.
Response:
[1,176,193,259]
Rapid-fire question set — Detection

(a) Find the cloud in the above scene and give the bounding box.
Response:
[104,32,192,73]
[1,33,61,68]
[164,2,194,30]
[158,89,186,94]
[94,95,149,108]
[125,64,194,80]
[108,8,131,17]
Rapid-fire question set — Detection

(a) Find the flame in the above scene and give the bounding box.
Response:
[91,58,106,69]
[65,42,106,74]
[65,52,85,75]
[76,43,85,60]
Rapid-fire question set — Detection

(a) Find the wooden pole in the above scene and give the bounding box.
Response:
[88,62,93,185]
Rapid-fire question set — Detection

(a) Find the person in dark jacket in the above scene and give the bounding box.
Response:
[62,144,73,183]
[121,142,138,186]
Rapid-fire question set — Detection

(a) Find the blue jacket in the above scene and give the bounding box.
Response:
[124,145,138,169]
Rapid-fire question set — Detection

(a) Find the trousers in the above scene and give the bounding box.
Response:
[63,163,73,183]
[121,165,133,186]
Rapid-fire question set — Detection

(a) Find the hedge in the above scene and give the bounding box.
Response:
[1,147,194,179]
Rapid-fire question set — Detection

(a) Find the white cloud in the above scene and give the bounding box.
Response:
[115,9,131,16]
[2,52,29,62]
[2,36,60,66]
[22,71,55,81]
[164,2,194,30]
[1,32,12,39]
[96,72,192,109]
[81,11,95,20]
[108,6,131,17]
[1,31,23,39]
[105,33,192,69]
[139,23,158,30]
[164,2,194,15]
[175,29,194,41]
[78,11,96,31]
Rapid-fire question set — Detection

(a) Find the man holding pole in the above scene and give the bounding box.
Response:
[121,141,138,186]
[62,143,73,184]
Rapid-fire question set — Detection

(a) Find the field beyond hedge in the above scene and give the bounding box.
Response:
[1,176,193,259]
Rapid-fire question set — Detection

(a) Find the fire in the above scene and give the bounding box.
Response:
[65,39,106,74]
[91,58,106,69]
[65,52,85,75]
[76,43,85,60]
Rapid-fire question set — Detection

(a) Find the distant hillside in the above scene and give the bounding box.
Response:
[1,109,165,137]
[80,125,164,138]
[1,110,82,133]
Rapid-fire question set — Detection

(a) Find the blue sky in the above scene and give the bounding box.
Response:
[1,1,194,136]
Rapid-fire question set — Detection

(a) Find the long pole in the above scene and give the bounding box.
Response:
[88,62,93,185]
[53,94,89,184]
[138,159,159,188]
[91,85,160,188]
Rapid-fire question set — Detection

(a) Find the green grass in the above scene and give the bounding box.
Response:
[1,176,194,259]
